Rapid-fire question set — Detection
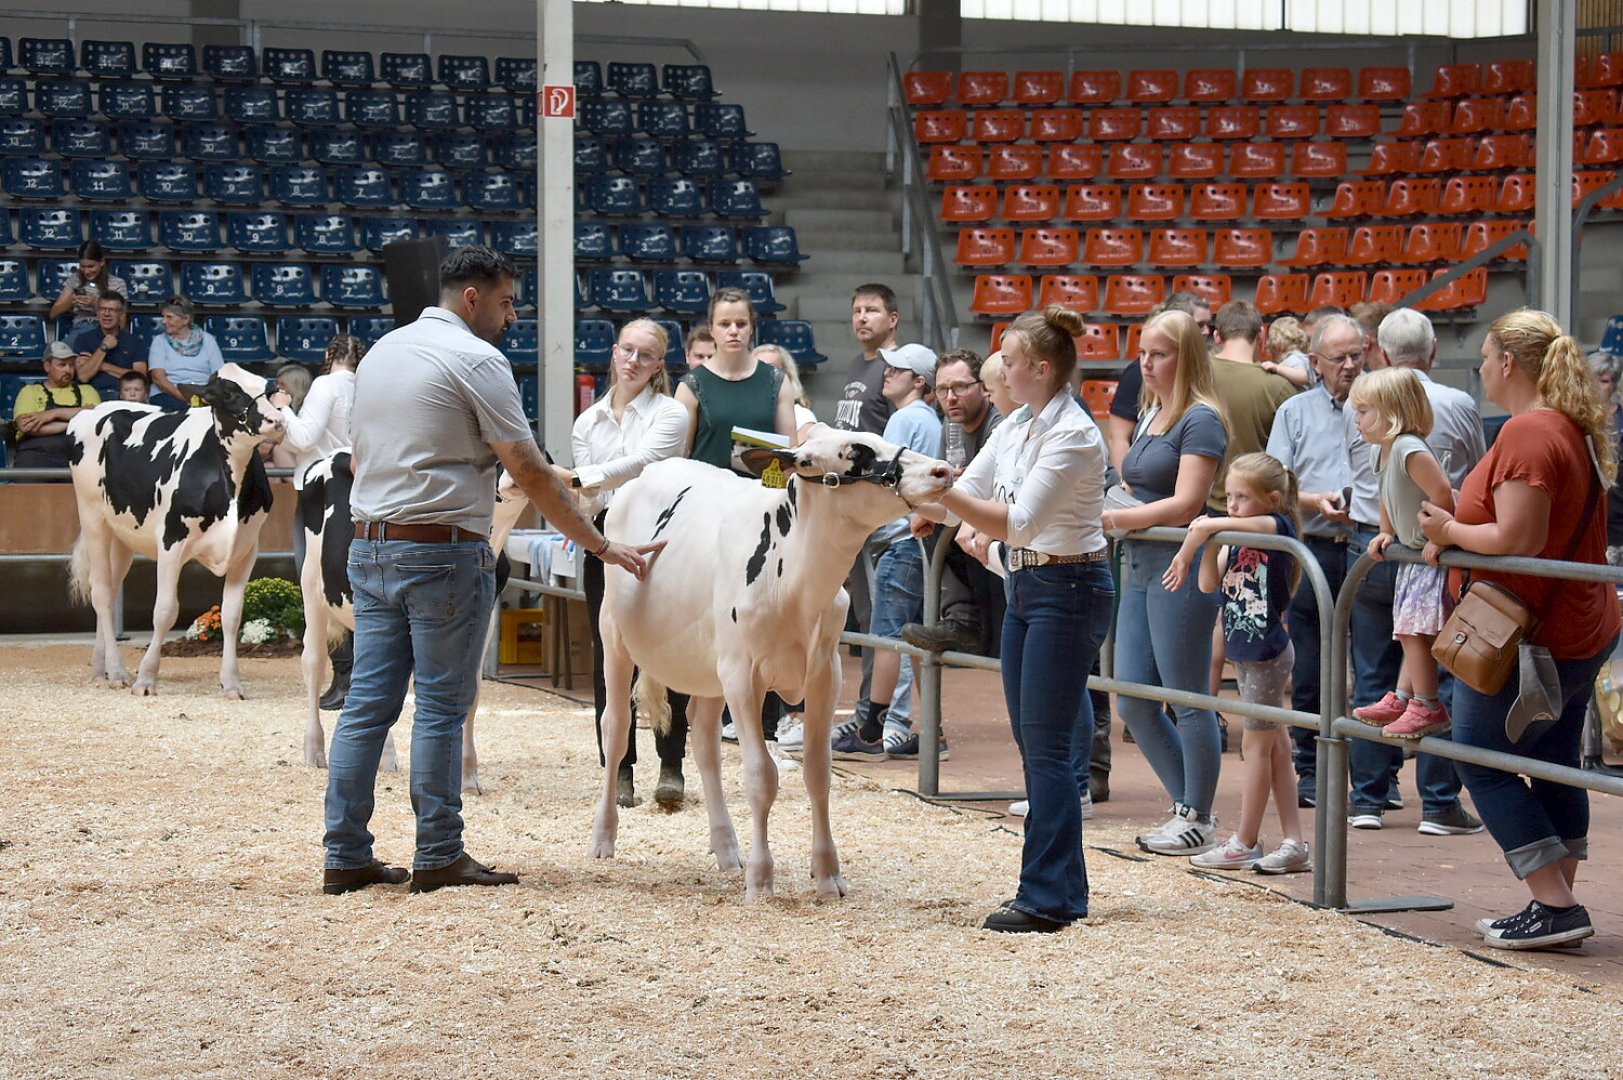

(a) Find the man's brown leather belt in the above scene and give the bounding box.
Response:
[354,522,487,544]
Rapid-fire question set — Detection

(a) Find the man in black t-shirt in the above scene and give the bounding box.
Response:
[834,283,899,433]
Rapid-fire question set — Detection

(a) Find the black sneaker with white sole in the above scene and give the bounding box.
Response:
[1483,901,1594,950]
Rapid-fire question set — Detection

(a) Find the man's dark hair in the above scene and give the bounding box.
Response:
[1305,304,1346,325]
[98,289,127,307]
[852,283,898,316]
[936,347,984,379]
[439,245,517,293]
[1213,300,1263,344]
[1163,290,1211,317]
[119,370,148,387]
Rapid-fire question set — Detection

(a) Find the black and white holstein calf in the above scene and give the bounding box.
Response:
[68,364,284,697]
[592,425,954,901]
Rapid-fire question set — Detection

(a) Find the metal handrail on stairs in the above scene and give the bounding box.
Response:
[884,53,960,356]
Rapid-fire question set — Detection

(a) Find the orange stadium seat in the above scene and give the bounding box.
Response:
[1172,273,1233,307]
[1252,181,1312,220]
[1242,68,1294,103]
[1189,182,1247,220]
[988,321,1011,351]
[985,144,1044,181]
[1127,69,1179,103]
[958,70,1010,107]
[1013,70,1065,106]
[1031,108,1084,142]
[969,273,1033,317]
[1325,104,1381,139]
[1414,266,1488,311]
[1281,227,1349,267]
[1037,273,1099,312]
[1416,137,1475,174]
[1291,142,1346,179]
[954,227,1016,267]
[1207,105,1261,139]
[1464,219,1528,261]
[1574,170,1621,210]
[1504,94,1537,130]
[1575,89,1619,128]
[1485,59,1535,96]
[1090,107,1142,141]
[927,144,984,182]
[1063,183,1123,221]
[1107,144,1163,180]
[1128,182,1186,221]
[1002,183,1061,223]
[941,184,999,223]
[1426,63,1481,99]
[1254,273,1310,315]
[1472,134,1533,170]
[1583,129,1623,165]
[1080,379,1118,420]
[1322,179,1386,219]
[1229,142,1285,179]
[1495,173,1536,214]
[1018,226,1081,267]
[1310,271,1368,309]
[1363,140,1423,176]
[1184,69,1236,103]
[1343,225,1405,266]
[1266,105,1319,139]
[1450,96,1506,134]
[1102,273,1166,315]
[1083,227,1144,266]
[904,71,952,107]
[1075,322,1123,360]
[1366,268,1429,306]
[1069,70,1122,105]
[1212,227,1273,268]
[1396,101,1452,138]
[1168,143,1224,178]
[914,110,967,143]
[1148,106,1202,141]
[1358,67,1411,101]
[1385,177,1445,216]
[971,109,1026,142]
[1124,322,1144,359]
[1437,175,1496,215]
[1584,52,1623,89]
[1146,227,1209,267]
[1300,67,1353,101]
[1048,144,1104,180]
[1400,222,1465,264]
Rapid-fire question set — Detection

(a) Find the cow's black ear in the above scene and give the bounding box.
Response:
[847,443,877,472]
[195,376,226,405]
[739,447,798,478]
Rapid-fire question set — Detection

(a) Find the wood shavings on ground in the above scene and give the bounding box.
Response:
[1,644,1618,1079]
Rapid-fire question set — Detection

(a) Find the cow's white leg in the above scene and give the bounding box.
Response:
[588,625,637,859]
[132,549,185,696]
[725,676,776,901]
[687,695,740,872]
[84,525,133,686]
[215,548,254,699]
[802,649,847,899]
[299,609,328,769]
[102,541,135,685]
[461,608,496,794]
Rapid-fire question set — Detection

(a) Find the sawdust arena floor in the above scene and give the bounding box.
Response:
[2,643,1619,1079]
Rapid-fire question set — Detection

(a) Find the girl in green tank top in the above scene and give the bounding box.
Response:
[676,288,796,473]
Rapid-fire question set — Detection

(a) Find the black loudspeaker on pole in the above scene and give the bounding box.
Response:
[382,235,450,326]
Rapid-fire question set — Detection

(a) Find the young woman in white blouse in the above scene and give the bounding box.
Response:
[914,305,1113,934]
[565,319,693,811]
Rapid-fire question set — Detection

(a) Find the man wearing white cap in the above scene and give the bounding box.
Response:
[10,341,102,468]
[833,343,944,760]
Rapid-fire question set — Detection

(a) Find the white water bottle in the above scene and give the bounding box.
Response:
[943,421,968,470]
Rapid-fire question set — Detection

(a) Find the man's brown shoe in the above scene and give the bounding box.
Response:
[322,859,409,895]
[409,853,520,893]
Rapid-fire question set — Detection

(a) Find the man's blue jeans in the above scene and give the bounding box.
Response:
[324,538,495,871]
[867,537,919,727]
[1347,528,1463,815]
[1285,535,1349,801]
[1002,560,1114,925]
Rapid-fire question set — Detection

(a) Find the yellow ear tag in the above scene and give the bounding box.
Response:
[761,459,788,489]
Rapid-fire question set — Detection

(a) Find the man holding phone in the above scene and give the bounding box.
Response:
[1265,314,1360,806]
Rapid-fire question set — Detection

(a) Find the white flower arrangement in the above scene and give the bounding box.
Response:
[239,618,276,645]
[185,622,202,641]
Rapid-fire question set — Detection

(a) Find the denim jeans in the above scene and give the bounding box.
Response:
[1001,560,1114,924]
[1452,637,1614,878]
[1347,528,1463,814]
[866,536,919,727]
[324,538,496,871]
[1285,535,1349,800]
[1114,538,1223,816]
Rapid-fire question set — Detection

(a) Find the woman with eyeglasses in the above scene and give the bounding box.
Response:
[567,318,694,811]
[676,288,797,472]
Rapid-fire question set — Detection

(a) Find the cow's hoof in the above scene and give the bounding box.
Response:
[814,874,849,901]
[744,881,776,903]
[587,838,616,860]
[303,747,327,768]
[132,680,158,696]
[713,845,743,873]
[461,773,484,796]
[380,754,401,774]
[222,686,245,701]
[104,675,131,690]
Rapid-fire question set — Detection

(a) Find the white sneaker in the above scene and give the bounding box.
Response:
[1138,804,1218,856]
[1009,792,1095,820]
[776,720,804,751]
[1079,789,1094,821]
[1134,806,1181,847]
[1254,838,1312,875]
[1189,834,1264,869]
[721,722,738,743]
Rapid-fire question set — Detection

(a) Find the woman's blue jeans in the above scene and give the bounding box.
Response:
[1452,636,1615,879]
[1001,560,1114,924]
[1114,538,1223,816]
[324,538,496,871]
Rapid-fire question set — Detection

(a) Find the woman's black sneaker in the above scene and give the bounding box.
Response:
[1482,901,1593,950]
[981,904,1065,934]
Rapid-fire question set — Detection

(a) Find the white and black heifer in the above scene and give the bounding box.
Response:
[591,425,954,901]
[68,364,285,697]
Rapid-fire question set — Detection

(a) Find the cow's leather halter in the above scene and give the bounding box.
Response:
[816,446,917,506]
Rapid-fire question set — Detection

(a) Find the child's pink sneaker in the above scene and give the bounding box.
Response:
[1354,691,1408,725]
[1385,699,1451,739]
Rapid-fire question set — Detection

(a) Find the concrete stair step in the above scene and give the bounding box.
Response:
[774,188,895,211]
[776,168,888,194]
[782,149,886,173]
[788,250,907,275]
[784,207,895,232]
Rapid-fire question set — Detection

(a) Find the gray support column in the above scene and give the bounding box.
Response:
[1534,0,1576,319]
[191,1,240,48]
[538,0,577,459]
[916,0,963,71]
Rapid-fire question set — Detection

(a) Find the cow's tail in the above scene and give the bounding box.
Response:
[634,671,673,734]
[68,535,92,607]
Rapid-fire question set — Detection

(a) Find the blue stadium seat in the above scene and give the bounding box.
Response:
[204,163,265,205]
[252,262,317,306]
[37,258,79,298]
[653,269,710,315]
[285,88,341,127]
[467,93,520,132]
[461,170,520,213]
[614,137,667,176]
[50,119,111,158]
[161,83,217,122]
[334,167,395,209]
[205,315,273,363]
[181,261,248,306]
[695,103,753,139]
[296,213,360,255]
[519,267,537,309]
[346,89,399,129]
[158,210,220,252]
[574,134,607,174]
[270,165,328,207]
[1603,315,1623,355]
[517,374,539,419]
[37,80,93,119]
[405,90,460,130]
[347,316,395,348]
[649,176,705,218]
[432,131,487,170]
[142,43,197,81]
[574,61,604,98]
[0,117,43,155]
[716,270,785,313]
[575,318,616,366]
[3,159,64,199]
[99,81,155,120]
[20,38,74,76]
[114,260,174,306]
[588,269,651,313]
[0,78,26,117]
[370,129,427,167]
[224,86,278,125]
[650,318,688,366]
[423,219,483,249]
[682,224,740,265]
[0,315,46,358]
[321,264,387,308]
[359,216,417,254]
[438,54,490,92]
[756,320,827,366]
[575,222,615,262]
[733,141,792,182]
[276,316,339,365]
[81,40,136,79]
[180,121,237,162]
[491,220,537,258]
[116,120,174,160]
[588,174,645,216]
[228,212,292,254]
[0,209,12,248]
[580,99,632,138]
[619,224,678,263]
[381,52,431,89]
[709,178,765,219]
[70,160,133,201]
[0,260,31,304]
[322,50,375,88]
[608,62,658,99]
[496,57,536,94]
[663,64,718,101]
[639,101,690,139]
[493,132,536,171]
[504,318,539,366]
[202,44,257,82]
[19,208,81,250]
[305,129,364,166]
[0,38,10,74]
[399,167,456,210]
[744,225,806,266]
[263,47,317,85]
[245,124,299,164]
[129,313,164,340]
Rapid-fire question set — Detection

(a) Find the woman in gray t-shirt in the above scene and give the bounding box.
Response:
[1100,309,1231,858]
